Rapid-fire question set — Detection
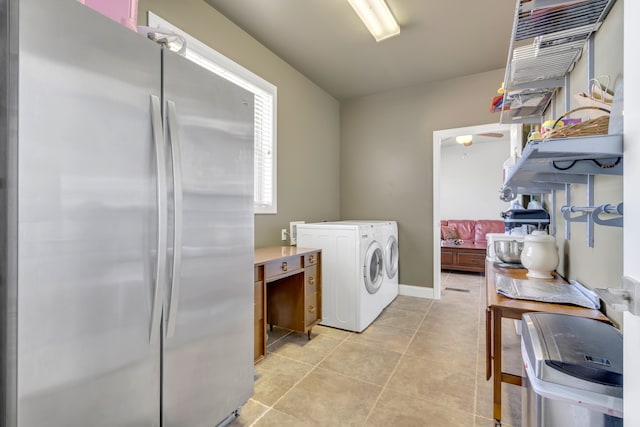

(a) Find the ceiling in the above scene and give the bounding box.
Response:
[204,0,516,100]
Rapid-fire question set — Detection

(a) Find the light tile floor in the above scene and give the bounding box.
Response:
[232,272,523,426]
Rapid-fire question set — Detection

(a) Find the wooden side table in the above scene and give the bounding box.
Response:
[485,260,611,423]
[441,243,486,273]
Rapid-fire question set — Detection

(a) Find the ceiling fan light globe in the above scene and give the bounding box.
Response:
[455,134,473,145]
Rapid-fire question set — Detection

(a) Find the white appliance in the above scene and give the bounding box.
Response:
[521,313,623,426]
[328,220,399,307]
[296,222,387,332]
[486,232,526,263]
[0,1,255,425]
[348,220,399,306]
[381,221,399,306]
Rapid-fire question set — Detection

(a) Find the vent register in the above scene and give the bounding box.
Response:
[500,0,616,123]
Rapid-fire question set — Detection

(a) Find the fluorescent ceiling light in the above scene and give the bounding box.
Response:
[348,0,400,42]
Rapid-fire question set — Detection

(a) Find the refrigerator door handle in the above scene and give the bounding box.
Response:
[150,94,168,343]
[166,100,183,338]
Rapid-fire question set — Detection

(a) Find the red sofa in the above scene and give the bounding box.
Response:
[440,219,504,273]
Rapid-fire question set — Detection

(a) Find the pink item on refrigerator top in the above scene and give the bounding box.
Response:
[78,0,138,31]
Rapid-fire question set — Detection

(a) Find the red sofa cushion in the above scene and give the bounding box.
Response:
[474,220,505,244]
[446,220,476,241]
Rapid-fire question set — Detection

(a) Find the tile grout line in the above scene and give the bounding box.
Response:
[249,327,297,425]
[249,330,353,426]
[473,283,484,427]
[264,328,293,350]
[251,275,496,426]
[439,273,486,424]
[362,303,434,424]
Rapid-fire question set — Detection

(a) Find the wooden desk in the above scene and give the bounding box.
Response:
[485,260,610,423]
[253,246,322,363]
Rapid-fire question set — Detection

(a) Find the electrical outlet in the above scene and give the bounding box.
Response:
[281,228,288,241]
[289,221,305,245]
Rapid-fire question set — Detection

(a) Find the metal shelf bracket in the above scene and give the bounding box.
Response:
[595,275,640,315]
[560,175,595,246]
[561,200,623,247]
[592,202,623,227]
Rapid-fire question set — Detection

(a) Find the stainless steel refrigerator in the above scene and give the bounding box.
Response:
[1,1,255,426]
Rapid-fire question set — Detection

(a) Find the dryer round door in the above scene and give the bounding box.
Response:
[364,241,384,294]
[385,235,398,279]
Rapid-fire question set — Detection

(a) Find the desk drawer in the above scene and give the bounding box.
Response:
[305,252,319,266]
[264,255,303,280]
[305,293,318,325]
[305,266,318,294]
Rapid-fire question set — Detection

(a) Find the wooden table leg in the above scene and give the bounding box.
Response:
[486,308,492,381]
[492,308,503,422]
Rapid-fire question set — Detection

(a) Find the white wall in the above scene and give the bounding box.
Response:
[440,139,510,220]
[623,0,640,423]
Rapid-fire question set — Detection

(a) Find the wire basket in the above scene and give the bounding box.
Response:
[545,106,610,139]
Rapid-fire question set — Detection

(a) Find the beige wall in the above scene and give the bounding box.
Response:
[137,0,341,248]
[340,69,505,287]
[137,0,623,298]
[623,0,640,417]
[550,0,623,325]
[340,2,623,291]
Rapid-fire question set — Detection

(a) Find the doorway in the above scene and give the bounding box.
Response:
[432,123,522,299]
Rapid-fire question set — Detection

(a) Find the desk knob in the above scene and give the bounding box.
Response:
[309,255,315,263]
[308,277,315,285]
[308,305,315,313]
[281,261,288,271]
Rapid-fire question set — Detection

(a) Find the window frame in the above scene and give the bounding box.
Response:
[148,12,278,214]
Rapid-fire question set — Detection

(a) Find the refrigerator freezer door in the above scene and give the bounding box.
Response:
[16,1,162,426]
[161,50,255,426]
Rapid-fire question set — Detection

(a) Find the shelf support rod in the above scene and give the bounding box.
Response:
[587,33,595,94]
[561,202,623,228]
[562,204,621,214]
[564,183,571,241]
[550,190,556,236]
[586,175,594,248]
[564,75,570,113]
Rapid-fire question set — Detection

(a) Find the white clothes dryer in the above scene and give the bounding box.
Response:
[296,222,386,332]
[380,221,399,307]
[327,220,399,309]
[342,220,399,307]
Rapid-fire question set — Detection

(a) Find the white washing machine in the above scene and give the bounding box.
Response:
[296,222,387,332]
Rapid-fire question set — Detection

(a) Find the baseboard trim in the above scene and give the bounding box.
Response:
[398,284,435,299]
